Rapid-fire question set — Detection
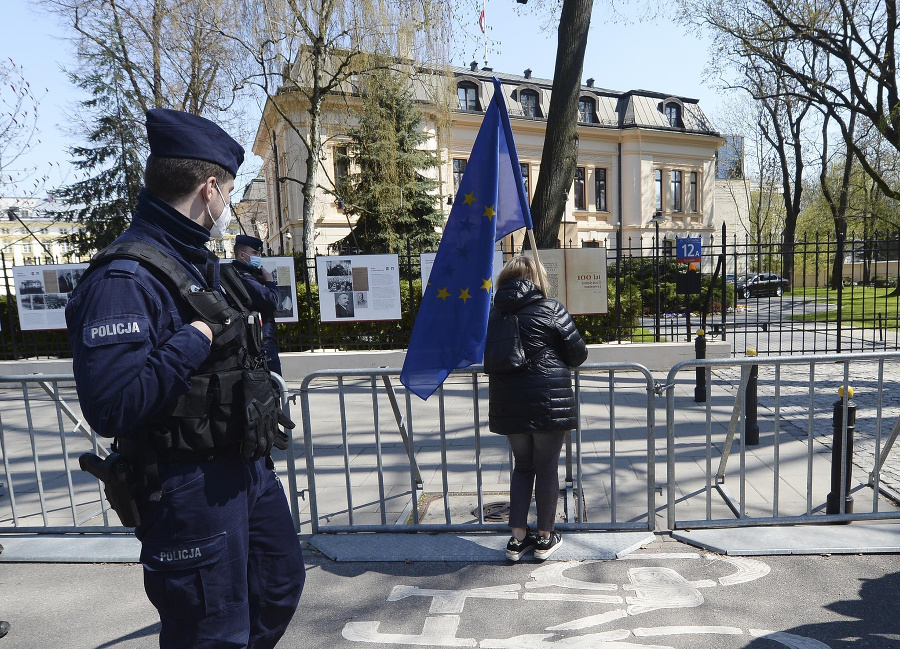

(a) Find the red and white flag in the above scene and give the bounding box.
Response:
[478,9,485,33]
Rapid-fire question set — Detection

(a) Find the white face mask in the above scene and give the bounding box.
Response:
[207,184,233,239]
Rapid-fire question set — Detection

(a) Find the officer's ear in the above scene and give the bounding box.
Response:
[200,176,219,204]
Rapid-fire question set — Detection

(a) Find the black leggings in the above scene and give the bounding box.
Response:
[506,432,566,532]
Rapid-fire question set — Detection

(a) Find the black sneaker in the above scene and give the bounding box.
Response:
[505,532,537,561]
[534,532,563,561]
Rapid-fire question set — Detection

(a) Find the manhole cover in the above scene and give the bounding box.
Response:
[475,501,510,521]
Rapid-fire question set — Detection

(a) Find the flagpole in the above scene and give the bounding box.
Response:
[526,228,549,296]
[483,0,487,66]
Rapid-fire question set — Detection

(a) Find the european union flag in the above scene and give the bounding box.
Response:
[400,78,533,400]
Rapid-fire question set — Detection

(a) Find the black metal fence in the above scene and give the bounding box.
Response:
[3,228,900,360]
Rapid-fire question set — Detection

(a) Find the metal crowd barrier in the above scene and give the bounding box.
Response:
[296,363,658,534]
[0,373,301,534]
[664,351,900,529]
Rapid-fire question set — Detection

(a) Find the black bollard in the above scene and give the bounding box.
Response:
[694,329,707,403]
[745,363,760,446]
[826,394,857,516]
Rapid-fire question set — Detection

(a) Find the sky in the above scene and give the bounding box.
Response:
[2,0,727,198]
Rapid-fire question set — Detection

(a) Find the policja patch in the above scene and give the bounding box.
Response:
[83,314,150,347]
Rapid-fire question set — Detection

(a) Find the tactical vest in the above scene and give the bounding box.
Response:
[82,240,274,462]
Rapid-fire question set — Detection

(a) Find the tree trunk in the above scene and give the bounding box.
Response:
[530,0,592,249]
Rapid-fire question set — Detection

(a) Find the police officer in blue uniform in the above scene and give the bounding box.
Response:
[66,109,304,649]
[232,235,282,376]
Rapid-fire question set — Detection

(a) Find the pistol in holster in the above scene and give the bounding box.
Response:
[79,452,142,527]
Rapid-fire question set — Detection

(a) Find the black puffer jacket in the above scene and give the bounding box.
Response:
[486,278,588,434]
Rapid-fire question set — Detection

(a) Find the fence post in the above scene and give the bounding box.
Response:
[745,348,760,446]
[826,386,856,516]
[694,329,706,403]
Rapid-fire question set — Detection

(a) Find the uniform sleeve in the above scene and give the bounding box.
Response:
[240,274,280,313]
[66,273,211,437]
[554,302,588,368]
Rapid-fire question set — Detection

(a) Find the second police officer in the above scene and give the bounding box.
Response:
[232,234,283,376]
[65,109,305,649]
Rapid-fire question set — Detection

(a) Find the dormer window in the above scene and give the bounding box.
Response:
[457,82,480,111]
[665,102,682,128]
[578,97,595,123]
[520,89,540,117]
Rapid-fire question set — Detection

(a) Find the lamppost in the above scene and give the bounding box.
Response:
[651,210,666,342]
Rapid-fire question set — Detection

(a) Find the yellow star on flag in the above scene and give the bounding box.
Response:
[458,288,471,303]
[480,278,492,291]
[463,192,476,206]
[436,287,450,301]
[483,205,496,220]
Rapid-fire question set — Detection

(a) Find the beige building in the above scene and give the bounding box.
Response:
[253,65,730,258]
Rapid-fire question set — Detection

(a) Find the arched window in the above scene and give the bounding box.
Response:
[520,89,540,118]
[457,82,480,111]
[578,97,595,123]
[665,102,682,127]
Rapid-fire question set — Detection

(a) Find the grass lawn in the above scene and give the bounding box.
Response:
[789,286,900,328]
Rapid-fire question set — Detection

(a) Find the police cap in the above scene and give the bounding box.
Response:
[146,109,245,177]
[235,235,264,251]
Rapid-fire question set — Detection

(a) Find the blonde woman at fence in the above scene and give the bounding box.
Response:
[484,256,588,561]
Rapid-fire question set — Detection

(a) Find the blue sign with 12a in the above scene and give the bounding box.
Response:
[676,237,702,263]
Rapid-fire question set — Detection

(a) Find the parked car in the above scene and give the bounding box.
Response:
[735,273,791,298]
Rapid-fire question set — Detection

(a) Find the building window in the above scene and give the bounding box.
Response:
[671,170,683,212]
[334,146,349,190]
[22,242,31,254]
[574,167,586,210]
[24,257,34,265]
[60,241,69,254]
[578,97,595,123]
[665,102,682,128]
[595,168,607,212]
[689,172,698,212]
[214,239,224,254]
[520,163,530,198]
[0,228,8,234]
[457,82,480,111]
[520,90,540,118]
[453,159,467,192]
[655,169,662,212]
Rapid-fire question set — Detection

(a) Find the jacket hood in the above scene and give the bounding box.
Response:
[493,278,545,313]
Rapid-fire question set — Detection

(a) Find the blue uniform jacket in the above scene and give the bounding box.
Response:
[232,260,279,342]
[65,189,215,438]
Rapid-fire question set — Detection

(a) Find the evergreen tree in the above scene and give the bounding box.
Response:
[336,70,442,255]
[49,48,144,256]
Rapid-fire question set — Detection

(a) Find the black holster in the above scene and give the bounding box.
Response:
[79,452,142,527]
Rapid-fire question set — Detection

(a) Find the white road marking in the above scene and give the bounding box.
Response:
[342,615,477,646]
[526,561,618,591]
[480,632,674,648]
[545,610,628,631]
[707,555,772,585]
[749,630,833,648]
[388,584,520,614]
[632,626,744,636]
[624,567,715,615]
[617,553,701,560]
[523,592,623,603]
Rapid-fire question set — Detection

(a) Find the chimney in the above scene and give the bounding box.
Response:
[586,78,594,88]
[524,68,532,79]
[470,60,478,71]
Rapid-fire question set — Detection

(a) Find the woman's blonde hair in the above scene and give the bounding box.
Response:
[497,255,549,292]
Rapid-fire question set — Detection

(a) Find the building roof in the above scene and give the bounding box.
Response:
[450,65,718,135]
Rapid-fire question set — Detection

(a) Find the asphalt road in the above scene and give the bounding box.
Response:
[2,537,898,649]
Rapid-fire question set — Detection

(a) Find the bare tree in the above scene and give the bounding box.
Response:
[0,59,48,195]
[43,0,246,252]
[222,0,451,268]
